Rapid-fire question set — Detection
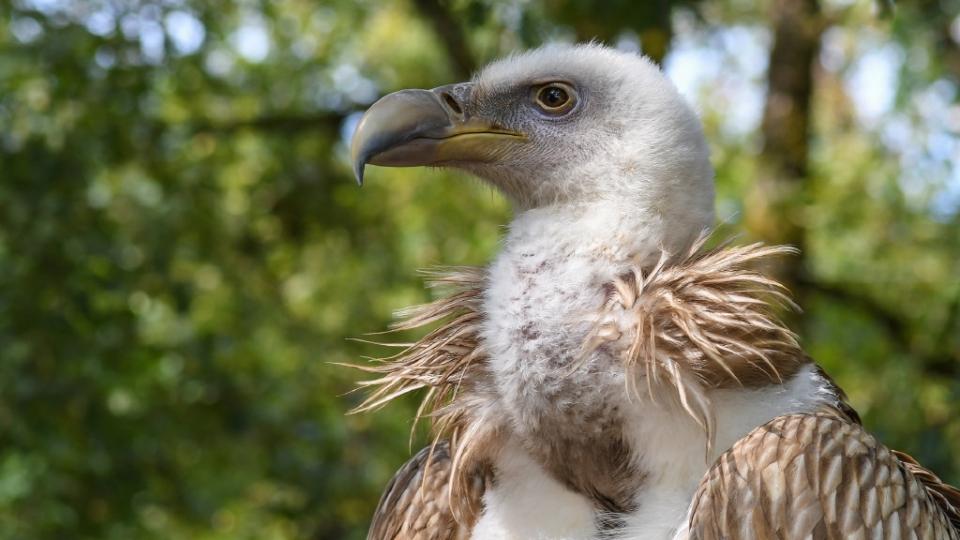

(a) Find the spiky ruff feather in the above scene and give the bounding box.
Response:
[353,237,831,524]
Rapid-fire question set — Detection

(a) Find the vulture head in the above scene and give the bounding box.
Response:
[351,43,715,258]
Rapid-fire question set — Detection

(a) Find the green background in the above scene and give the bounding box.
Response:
[1,0,958,537]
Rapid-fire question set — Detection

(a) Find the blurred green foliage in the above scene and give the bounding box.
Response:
[0,0,958,538]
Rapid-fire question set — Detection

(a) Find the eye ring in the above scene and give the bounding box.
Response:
[534,83,577,115]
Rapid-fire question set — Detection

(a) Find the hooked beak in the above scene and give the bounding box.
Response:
[349,83,525,185]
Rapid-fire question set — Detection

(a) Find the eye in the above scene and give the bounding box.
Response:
[538,86,568,108]
[535,83,577,114]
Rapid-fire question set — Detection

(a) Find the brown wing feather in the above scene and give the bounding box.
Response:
[689,411,960,540]
[892,450,960,531]
[367,440,483,540]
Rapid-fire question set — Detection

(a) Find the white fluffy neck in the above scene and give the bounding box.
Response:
[507,198,705,269]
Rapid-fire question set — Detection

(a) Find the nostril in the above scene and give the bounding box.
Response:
[442,93,463,116]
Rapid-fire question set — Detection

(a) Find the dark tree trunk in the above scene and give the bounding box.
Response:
[747,0,827,318]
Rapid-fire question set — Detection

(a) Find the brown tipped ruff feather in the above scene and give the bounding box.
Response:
[352,267,486,425]
[353,242,960,539]
[580,240,809,444]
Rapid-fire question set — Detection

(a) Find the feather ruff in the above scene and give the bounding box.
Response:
[351,238,813,518]
[581,239,810,451]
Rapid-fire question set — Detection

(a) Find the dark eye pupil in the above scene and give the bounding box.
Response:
[540,86,569,108]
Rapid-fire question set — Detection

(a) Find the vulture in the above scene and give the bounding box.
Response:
[349,43,960,540]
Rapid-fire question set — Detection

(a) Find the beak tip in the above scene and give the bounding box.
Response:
[354,163,365,186]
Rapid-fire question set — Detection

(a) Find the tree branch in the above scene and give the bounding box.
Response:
[190,113,346,136]
[926,286,960,376]
[410,0,476,80]
[934,286,960,350]
[805,278,960,378]
[802,278,910,349]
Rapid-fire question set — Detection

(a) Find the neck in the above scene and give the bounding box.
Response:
[506,200,695,269]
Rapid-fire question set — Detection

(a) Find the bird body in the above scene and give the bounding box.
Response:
[349,43,960,540]
[476,214,834,538]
